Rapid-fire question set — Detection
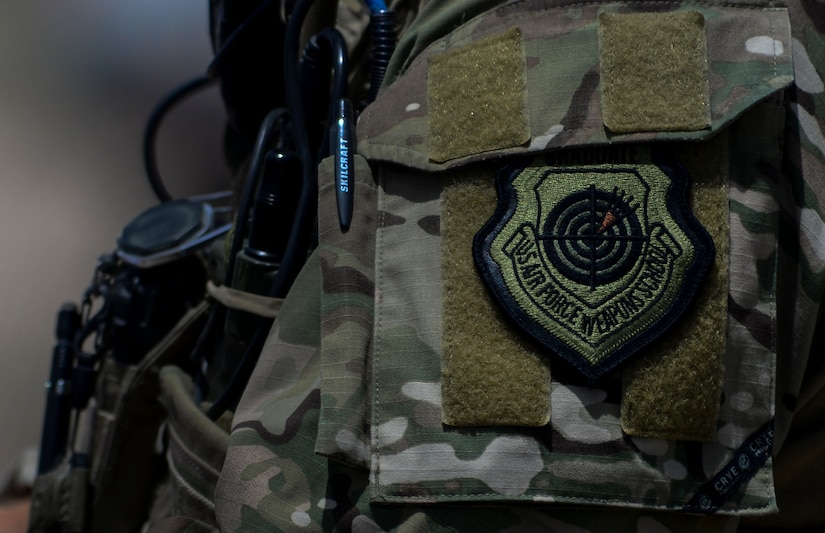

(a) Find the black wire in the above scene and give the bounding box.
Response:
[206,316,271,419]
[142,75,217,203]
[191,107,287,401]
[324,29,349,116]
[223,108,289,287]
[269,0,317,300]
[205,0,319,419]
[191,303,226,401]
[207,0,278,78]
[310,28,349,161]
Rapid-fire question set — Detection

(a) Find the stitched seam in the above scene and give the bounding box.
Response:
[166,448,216,511]
[442,179,453,415]
[400,0,788,83]
[378,2,790,161]
[169,440,213,487]
[167,422,222,480]
[368,72,786,149]
[373,167,387,493]
[402,0,785,83]
[492,1,785,15]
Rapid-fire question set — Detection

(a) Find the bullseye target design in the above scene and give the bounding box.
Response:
[541,184,647,289]
[474,161,715,380]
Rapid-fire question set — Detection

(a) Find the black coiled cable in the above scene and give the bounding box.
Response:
[369,10,396,103]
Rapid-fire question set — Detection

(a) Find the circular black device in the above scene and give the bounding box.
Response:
[106,198,230,364]
[118,199,208,257]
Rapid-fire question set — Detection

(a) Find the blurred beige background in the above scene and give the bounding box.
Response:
[0,1,229,473]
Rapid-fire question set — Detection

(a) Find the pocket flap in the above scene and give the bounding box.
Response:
[362,1,789,516]
[357,3,793,171]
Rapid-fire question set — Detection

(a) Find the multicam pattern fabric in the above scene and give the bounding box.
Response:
[215,1,825,531]
[358,2,794,170]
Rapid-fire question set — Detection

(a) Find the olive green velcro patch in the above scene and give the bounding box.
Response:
[621,134,729,441]
[441,170,550,427]
[428,27,530,163]
[598,11,711,133]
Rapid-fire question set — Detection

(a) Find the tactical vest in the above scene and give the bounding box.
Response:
[29,1,825,532]
[215,2,825,531]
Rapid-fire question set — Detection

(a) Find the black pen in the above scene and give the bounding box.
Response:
[332,98,354,231]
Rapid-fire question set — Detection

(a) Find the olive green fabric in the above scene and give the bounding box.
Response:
[441,169,550,427]
[29,302,210,533]
[622,134,730,441]
[385,0,506,85]
[482,160,710,373]
[29,465,67,532]
[598,11,712,133]
[90,303,210,533]
[360,3,792,172]
[147,366,229,530]
[205,281,284,319]
[30,463,91,533]
[428,27,530,162]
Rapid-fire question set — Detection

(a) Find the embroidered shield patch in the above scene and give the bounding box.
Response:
[473,161,714,381]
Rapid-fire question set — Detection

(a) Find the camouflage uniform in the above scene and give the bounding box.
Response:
[26,1,825,532]
[213,1,825,532]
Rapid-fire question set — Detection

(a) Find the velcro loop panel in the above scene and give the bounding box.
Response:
[598,11,711,133]
[441,169,550,427]
[621,134,729,441]
[428,27,530,163]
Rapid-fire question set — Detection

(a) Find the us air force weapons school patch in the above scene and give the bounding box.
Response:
[474,154,714,382]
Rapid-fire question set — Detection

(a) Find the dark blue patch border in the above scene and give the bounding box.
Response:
[472,158,715,382]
